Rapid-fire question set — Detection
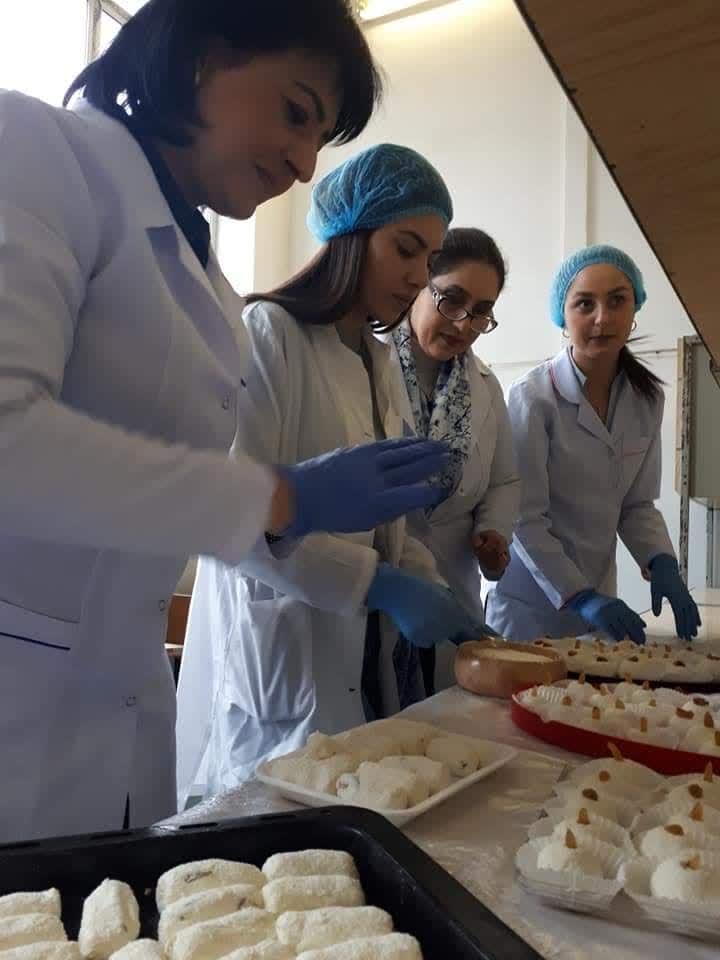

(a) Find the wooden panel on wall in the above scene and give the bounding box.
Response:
[166,593,190,647]
[514,1,720,361]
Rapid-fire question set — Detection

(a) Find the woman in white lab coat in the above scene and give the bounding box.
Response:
[387,228,520,693]
[0,2,450,844]
[486,245,700,643]
[176,144,482,803]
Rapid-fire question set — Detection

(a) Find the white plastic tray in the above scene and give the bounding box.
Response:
[256,734,517,826]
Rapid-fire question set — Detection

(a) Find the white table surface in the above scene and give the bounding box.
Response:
[162,593,720,958]
[641,589,720,643]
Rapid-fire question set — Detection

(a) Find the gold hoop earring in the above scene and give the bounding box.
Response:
[561,328,569,339]
[631,320,638,332]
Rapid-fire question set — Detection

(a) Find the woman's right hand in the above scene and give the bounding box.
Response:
[270,437,449,537]
[366,563,481,648]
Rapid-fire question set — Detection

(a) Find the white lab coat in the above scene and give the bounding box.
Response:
[176,302,443,805]
[486,348,674,641]
[0,92,273,842]
[385,342,520,689]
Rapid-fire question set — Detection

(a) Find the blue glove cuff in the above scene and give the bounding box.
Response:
[567,588,596,612]
[366,563,393,611]
[649,553,679,575]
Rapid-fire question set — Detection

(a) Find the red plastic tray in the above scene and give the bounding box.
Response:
[511,695,720,775]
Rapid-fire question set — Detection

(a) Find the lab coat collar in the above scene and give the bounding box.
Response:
[550,348,614,448]
[70,100,181,230]
[471,350,492,376]
[308,323,400,440]
[362,325,394,388]
[467,352,492,440]
[70,100,239,365]
[550,348,586,404]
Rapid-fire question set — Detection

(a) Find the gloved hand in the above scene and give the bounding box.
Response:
[649,554,701,640]
[281,437,449,538]
[568,589,647,645]
[367,563,482,648]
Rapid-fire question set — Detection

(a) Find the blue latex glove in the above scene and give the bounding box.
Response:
[568,589,647,645]
[281,437,449,538]
[367,563,481,648]
[649,554,701,640]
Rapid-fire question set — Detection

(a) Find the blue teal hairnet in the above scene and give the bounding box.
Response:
[549,244,647,327]
[307,143,453,242]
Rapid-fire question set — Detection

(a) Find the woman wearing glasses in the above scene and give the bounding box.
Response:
[388,228,520,695]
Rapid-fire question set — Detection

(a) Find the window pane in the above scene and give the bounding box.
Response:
[99,11,122,53]
[0,0,86,106]
[217,216,256,297]
[113,0,147,14]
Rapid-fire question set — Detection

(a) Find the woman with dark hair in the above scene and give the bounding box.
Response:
[176,144,481,803]
[0,1,449,843]
[486,245,700,644]
[387,228,521,694]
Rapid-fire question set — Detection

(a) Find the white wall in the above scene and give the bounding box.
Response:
[253,194,293,293]
[288,0,567,367]
[250,0,707,611]
[217,215,255,296]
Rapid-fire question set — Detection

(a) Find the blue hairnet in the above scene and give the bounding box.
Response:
[307,143,453,242]
[549,244,648,327]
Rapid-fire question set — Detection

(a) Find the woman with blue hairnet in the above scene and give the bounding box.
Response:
[176,143,482,803]
[486,245,700,645]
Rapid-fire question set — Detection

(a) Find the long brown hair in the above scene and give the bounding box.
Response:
[247,231,401,331]
[618,342,664,402]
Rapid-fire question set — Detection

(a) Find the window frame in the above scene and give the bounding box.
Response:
[85,1,221,257]
[86,0,131,62]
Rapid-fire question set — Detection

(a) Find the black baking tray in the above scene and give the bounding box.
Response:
[0,806,540,960]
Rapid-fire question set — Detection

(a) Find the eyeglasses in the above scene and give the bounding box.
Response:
[429,282,498,334]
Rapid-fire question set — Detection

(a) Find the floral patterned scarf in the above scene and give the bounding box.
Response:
[391,319,473,501]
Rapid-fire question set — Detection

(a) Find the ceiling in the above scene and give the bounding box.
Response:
[514,0,720,363]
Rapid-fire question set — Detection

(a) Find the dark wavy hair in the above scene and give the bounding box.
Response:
[64,0,382,147]
[428,226,507,292]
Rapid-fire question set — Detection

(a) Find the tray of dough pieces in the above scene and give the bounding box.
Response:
[0,806,541,960]
[531,636,720,691]
[255,718,517,826]
[511,688,720,775]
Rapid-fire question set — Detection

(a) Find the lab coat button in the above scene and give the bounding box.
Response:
[158,599,168,613]
[124,696,137,707]
[222,395,232,410]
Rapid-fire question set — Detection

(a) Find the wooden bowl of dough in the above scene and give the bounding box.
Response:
[454,636,567,699]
